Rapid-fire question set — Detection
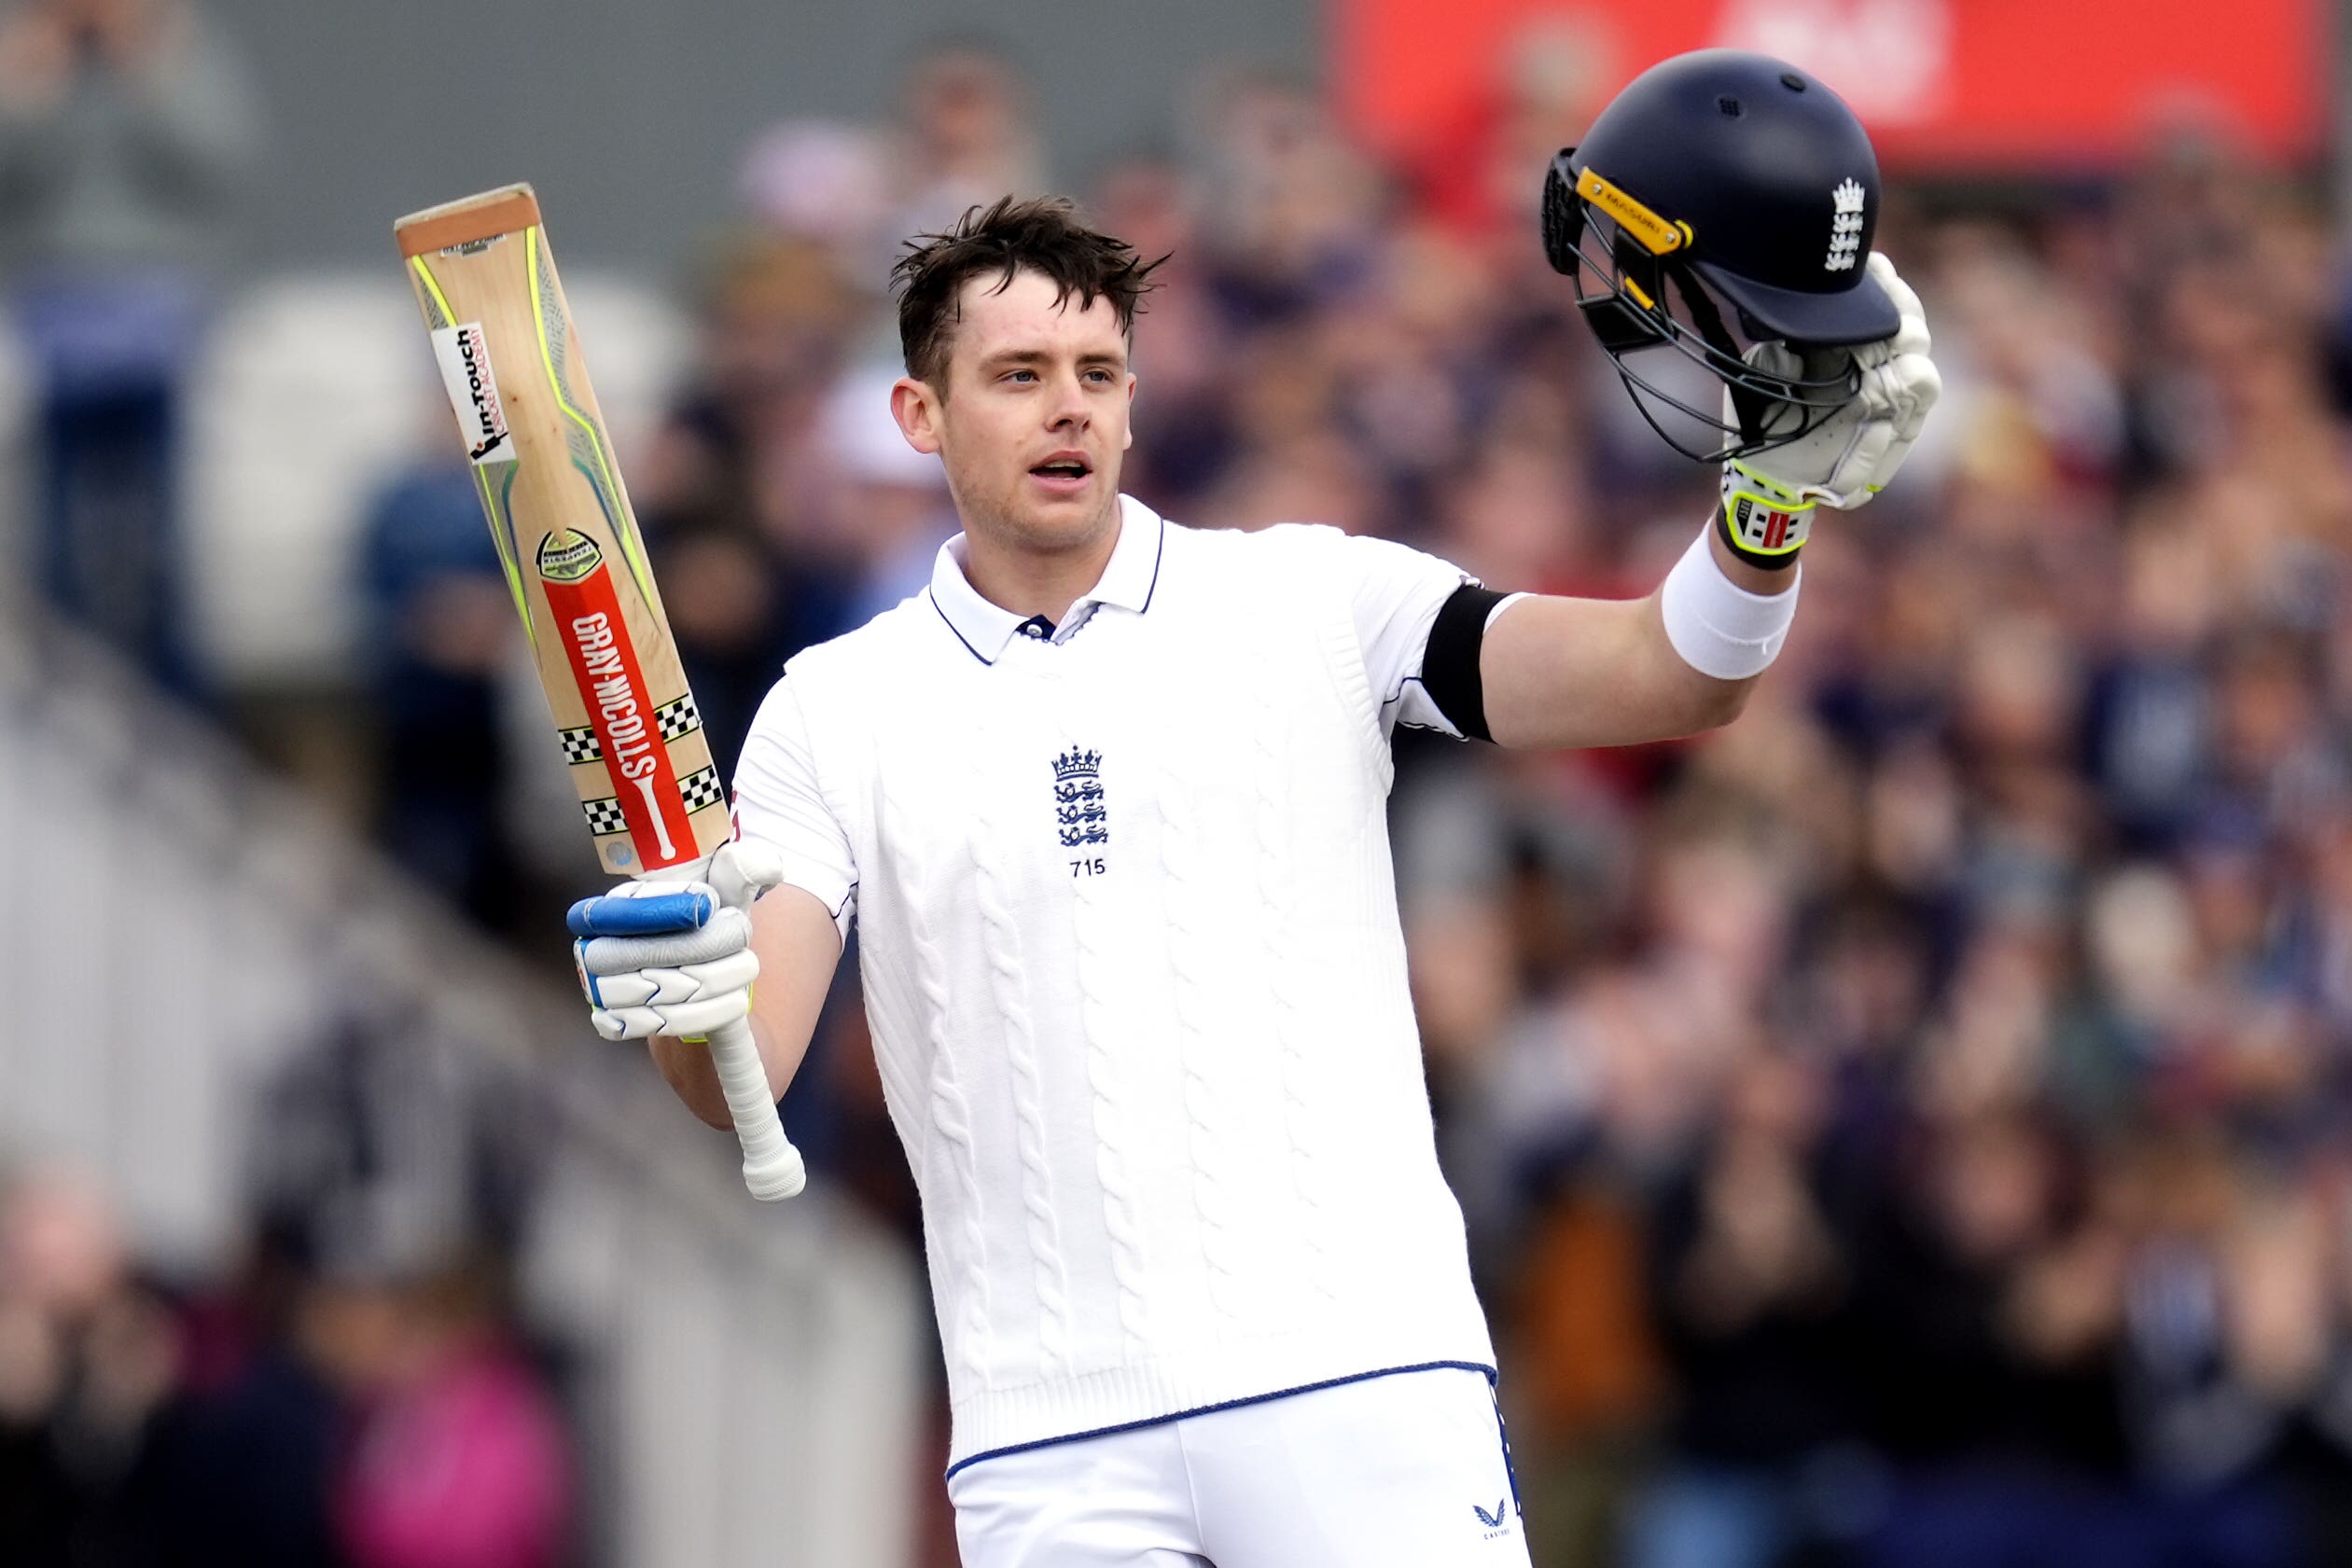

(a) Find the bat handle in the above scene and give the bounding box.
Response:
[703,1015,807,1200]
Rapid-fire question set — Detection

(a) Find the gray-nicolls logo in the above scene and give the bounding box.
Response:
[1053,747,1107,849]
[1827,178,1865,271]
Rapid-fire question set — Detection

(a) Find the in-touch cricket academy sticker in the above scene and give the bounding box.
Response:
[429,320,516,465]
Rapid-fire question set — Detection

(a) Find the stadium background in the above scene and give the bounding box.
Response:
[3,1,2350,1565]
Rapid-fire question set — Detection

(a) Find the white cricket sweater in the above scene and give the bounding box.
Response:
[734,496,1499,1469]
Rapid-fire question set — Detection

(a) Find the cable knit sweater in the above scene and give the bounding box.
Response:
[735,498,1498,1468]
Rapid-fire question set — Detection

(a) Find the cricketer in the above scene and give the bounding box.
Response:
[566,49,1939,1568]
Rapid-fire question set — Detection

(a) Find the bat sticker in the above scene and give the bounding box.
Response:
[429,321,517,465]
[536,529,697,868]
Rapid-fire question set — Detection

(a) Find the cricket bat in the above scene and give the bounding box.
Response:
[394,184,804,1201]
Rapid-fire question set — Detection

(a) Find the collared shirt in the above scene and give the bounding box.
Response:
[925,493,1167,661]
[729,493,1502,1469]
[735,495,1491,937]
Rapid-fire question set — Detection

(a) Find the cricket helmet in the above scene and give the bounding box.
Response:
[1541,49,1899,463]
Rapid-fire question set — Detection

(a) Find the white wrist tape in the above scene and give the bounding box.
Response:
[1660,528,1800,680]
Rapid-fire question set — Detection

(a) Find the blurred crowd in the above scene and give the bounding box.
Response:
[15,5,2352,1567]
[0,6,575,1562]
[0,1020,570,1567]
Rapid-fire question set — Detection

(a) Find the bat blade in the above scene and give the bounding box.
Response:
[394,185,723,877]
[395,186,804,1202]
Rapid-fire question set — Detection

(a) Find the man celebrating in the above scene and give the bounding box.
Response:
[569,49,1936,1568]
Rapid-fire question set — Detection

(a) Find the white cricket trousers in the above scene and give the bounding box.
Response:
[946,1364,1534,1568]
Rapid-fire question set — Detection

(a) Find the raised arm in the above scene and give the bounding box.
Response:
[1480,531,1786,750]
[1479,251,1937,752]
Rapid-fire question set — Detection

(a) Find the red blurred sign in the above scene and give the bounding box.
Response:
[1338,0,2328,171]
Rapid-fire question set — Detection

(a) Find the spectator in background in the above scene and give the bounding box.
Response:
[735,118,898,291]
[0,1168,183,1564]
[204,998,569,1568]
[884,40,1043,243]
[737,47,1046,354]
[304,1256,572,1568]
[0,0,256,694]
[1404,16,1615,243]
[1632,1046,1859,1568]
[1181,67,1381,321]
[1087,153,1232,514]
[633,230,863,775]
[355,437,523,932]
[140,1224,342,1568]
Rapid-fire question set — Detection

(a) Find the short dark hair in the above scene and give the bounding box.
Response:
[891,195,1162,390]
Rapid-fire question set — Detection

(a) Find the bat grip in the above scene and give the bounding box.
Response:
[703,1015,806,1200]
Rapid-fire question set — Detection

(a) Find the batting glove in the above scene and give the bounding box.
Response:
[568,840,784,1042]
[1718,251,1940,568]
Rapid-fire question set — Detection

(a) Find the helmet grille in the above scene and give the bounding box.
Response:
[1538,148,1861,465]
[1539,152,1581,276]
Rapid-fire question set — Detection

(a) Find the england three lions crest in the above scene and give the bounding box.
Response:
[1827,178,1864,272]
[1053,747,1108,848]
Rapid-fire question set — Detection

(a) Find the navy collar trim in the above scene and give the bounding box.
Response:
[926,494,1166,666]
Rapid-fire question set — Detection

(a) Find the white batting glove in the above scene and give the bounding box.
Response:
[567,840,784,1042]
[1720,252,1941,559]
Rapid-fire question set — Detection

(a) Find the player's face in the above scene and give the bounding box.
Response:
[892,268,1134,555]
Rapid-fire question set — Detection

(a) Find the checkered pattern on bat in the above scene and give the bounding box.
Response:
[582,797,630,836]
[655,694,702,742]
[556,697,697,767]
[678,766,724,812]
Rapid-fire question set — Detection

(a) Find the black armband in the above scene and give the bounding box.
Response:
[1420,582,1508,742]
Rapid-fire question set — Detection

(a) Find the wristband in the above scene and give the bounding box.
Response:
[1719,460,1814,570]
[1661,527,1800,680]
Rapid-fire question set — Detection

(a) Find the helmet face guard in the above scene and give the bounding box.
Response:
[1542,148,1860,465]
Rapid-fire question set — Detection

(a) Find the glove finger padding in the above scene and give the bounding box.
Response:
[570,875,722,924]
[585,949,760,1011]
[1856,350,1941,496]
[576,907,753,974]
[1886,351,1941,439]
[1822,420,1898,508]
[1867,252,1932,358]
[589,990,754,1043]
[583,948,759,1041]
